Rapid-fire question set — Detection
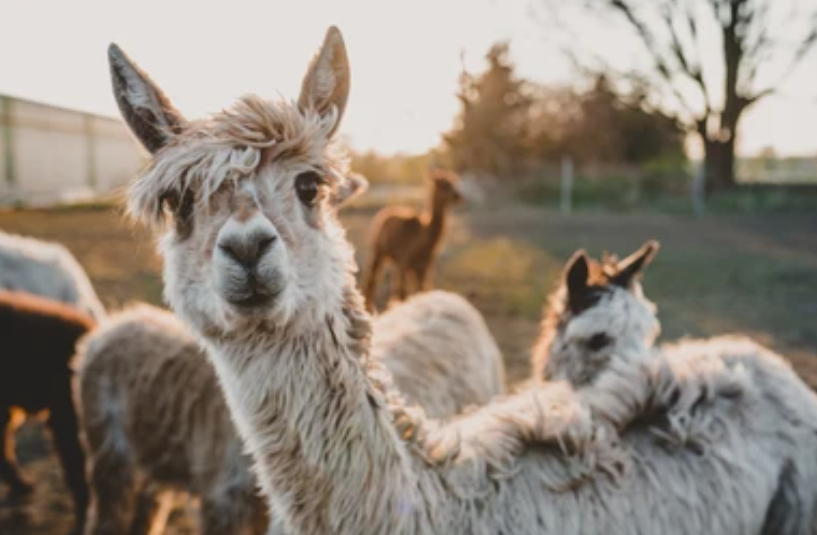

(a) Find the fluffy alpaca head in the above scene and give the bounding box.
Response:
[532,240,662,386]
[112,28,367,335]
[429,168,463,207]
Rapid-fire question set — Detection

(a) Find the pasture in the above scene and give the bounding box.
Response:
[1,202,816,534]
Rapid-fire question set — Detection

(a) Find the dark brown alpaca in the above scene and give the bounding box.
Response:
[364,169,463,312]
[0,291,95,535]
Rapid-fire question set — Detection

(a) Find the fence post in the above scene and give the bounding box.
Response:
[560,155,573,215]
[0,95,15,188]
[84,114,98,190]
[691,159,705,217]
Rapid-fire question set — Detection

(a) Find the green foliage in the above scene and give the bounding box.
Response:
[443,45,686,181]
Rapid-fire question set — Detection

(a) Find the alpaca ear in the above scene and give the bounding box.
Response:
[611,240,660,288]
[332,172,369,208]
[565,250,590,297]
[108,43,186,154]
[298,26,350,137]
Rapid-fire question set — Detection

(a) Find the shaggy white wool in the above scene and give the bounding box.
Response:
[372,290,506,418]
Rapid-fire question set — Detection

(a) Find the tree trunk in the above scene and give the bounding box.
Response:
[703,137,736,193]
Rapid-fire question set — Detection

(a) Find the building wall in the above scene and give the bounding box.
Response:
[0,94,145,206]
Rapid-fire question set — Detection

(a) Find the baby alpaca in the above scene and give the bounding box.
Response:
[0,291,94,534]
[532,240,661,386]
[363,168,462,311]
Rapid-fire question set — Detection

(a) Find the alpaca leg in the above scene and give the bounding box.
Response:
[416,261,433,292]
[84,444,138,535]
[47,384,90,533]
[0,407,33,495]
[130,488,173,535]
[363,253,385,312]
[396,267,409,301]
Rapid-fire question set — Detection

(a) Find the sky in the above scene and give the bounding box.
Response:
[1,0,816,157]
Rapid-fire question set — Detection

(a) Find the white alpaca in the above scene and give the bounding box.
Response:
[112,27,817,535]
[372,290,505,417]
[0,230,106,321]
[80,294,503,535]
[531,241,661,386]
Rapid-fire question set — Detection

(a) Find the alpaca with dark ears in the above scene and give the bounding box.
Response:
[114,27,817,535]
[532,240,661,385]
[363,168,462,311]
[0,291,94,535]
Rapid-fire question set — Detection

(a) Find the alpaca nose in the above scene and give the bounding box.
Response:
[217,231,277,269]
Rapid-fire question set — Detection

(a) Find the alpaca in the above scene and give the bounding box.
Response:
[363,168,462,311]
[113,28,817,535]
[531,240,661,386]
[0,231,107,321]
[0,291,94,534]
[372,290,505,417]
[528,247,817,535]
[79,305,268,535]
[80,293,503,535]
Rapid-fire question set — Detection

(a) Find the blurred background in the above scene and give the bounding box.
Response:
[1,0,816,533]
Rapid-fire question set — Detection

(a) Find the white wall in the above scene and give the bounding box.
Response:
[0,95,144,206]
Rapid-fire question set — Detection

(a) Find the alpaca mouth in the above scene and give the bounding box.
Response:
[223,278,282,311]
[227,290,276,309]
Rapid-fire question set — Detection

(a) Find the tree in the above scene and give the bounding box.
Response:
[546,0,817,191]
[565,75,685,165]
[444,43,532,179]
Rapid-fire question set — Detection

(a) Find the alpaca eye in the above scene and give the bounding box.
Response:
[587,333,612,351]
[295,171,323,206]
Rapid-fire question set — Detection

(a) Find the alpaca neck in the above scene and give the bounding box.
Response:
[424,194,449,246]
[203,284,421,534]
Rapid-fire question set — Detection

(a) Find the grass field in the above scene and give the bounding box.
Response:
[1,203,816,534]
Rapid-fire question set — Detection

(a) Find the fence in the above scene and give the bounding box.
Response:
[509,157,817,215]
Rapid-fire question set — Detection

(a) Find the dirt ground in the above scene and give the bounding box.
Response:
[1,204,815,534]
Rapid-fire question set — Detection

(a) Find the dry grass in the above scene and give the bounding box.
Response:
[1,203,816,534]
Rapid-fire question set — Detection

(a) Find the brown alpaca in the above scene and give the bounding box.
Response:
[0,291,95,535]
[364,169,462,311]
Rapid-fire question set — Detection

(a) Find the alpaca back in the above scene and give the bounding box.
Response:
[0,231,106,321]
[421,341,817,535]
[372,291,505,418]
[79,305,251,494]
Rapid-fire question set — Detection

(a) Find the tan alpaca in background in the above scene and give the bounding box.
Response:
[364,168,462,311]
